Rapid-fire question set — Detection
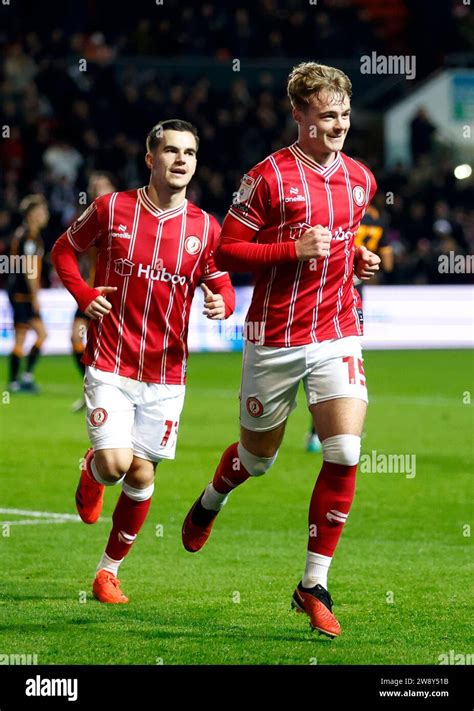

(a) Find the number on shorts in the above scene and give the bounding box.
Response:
[160,420,178,447]
[342,356,366,387]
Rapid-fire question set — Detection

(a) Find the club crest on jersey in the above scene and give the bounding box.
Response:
[352,186,366,207]
[114,258,134,277]
[90,408,108,427]
[289,222,312,241]
[185,235,202,255]
[246,396,264,417]
[235,174,255,204]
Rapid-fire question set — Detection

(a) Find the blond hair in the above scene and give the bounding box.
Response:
[19,194,47,217]
[287,62,352,109]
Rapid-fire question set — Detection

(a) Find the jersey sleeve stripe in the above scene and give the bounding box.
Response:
[201,270,228,281]
[66,228,96,252]
[227,209,261,231]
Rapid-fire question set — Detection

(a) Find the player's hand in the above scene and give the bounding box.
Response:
[84,286,117,320]
[201,283,226,320]
[295,225,332,261]
[354,246,381,281]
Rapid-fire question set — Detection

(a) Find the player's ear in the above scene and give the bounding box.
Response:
[292,107,302,125]
[145,152,154,170]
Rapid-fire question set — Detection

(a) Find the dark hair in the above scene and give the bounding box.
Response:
[146,119,199,153]
[89,170,117,189]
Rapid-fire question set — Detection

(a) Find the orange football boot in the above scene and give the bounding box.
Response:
[75,447,104,524]
[92,570,129,604]
[182,490,219,553]
[291,582,341,638]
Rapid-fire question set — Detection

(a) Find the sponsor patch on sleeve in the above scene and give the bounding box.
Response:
[235,174,256,205]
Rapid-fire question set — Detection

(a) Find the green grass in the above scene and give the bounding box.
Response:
[0,350,472,665]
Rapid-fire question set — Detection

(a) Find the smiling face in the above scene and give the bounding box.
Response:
[145,129,197,195]
[294,89,351,161]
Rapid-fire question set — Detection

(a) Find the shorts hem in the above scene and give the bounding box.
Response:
[91,442,133,452]
[308,393,368,406]
[133,449,174,463]
[239,414,289,433]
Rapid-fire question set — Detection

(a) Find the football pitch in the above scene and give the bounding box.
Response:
[0,349,472,665]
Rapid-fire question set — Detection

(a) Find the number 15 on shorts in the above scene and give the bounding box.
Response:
[343,356,366,387]
[160,419,179,448]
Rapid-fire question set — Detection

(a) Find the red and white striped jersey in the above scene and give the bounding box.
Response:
[225,143,377,346]
[66,187,230,384]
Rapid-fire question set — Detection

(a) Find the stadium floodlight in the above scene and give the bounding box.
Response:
[454,164,472,180]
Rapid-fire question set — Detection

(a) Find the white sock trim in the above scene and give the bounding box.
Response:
[122,481,155,502]
[96,552,123,576]
[302,551,333,589]
[201,482,228,511]
[90,458,125,487]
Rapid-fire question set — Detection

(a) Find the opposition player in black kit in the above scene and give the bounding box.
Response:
[7,195,49,393]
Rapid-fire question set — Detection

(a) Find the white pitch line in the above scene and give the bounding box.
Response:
[0,508,81,521]
[0,508,107,524]
[0,519,76,526]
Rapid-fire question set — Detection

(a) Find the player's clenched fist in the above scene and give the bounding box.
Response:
[295,225,331,261]
[354,245,381,281]
[85,286,117,320]
[201,283,226,320]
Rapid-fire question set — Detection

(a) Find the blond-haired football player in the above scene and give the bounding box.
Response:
[182,64,380,637]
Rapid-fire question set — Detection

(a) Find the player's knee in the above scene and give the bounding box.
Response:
[322,434,361,466]
[125,459,157,488]
[237,443,278,477]
[94,450,133,482]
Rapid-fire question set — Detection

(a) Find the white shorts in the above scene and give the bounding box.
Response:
[240,336,368,432]
[84,366,186,462]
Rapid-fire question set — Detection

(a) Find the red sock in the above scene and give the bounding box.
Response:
[212,442,251,494]
[105,491,152,561]
[308,461,357,557]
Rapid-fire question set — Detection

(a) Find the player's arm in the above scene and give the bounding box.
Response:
[215,171,331,272]
[215,170,295,271]
[215,217,335,272]
[51,202,116,319]
[353,172,381,281]
[200,218,236,319]
[215,215,297,272]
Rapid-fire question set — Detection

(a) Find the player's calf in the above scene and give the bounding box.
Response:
[93,476,155,602]
[182,442,258,552]
[182,441,279,552]
[293,433,361,635]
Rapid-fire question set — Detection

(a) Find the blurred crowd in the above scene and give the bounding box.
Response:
[0,0,473,286]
